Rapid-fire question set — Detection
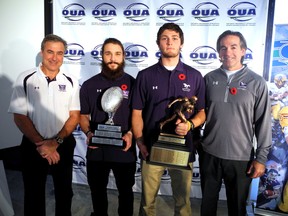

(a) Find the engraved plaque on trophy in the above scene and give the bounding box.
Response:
[90,86,125,148]
[148,96,198,169]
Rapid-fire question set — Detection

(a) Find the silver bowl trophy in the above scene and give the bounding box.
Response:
[148,96,198,169]
[90,86,125,148]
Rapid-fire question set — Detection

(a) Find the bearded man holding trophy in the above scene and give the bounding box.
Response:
[80,38,136,216]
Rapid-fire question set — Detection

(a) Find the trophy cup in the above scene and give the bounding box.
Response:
[90,86,125,148]
[148,96,198,169]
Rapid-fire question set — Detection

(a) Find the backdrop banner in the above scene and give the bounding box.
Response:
[53,0,269,199]
[255,24,288,215]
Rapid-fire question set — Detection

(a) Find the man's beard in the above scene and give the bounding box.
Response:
[161,53,178,58]
[101,61,125,80]
[160,47,181,59]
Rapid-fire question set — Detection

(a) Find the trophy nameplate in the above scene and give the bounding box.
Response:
[89,87,125,148]
[148,96,198,169]
[148,134,191,169]
[149,144,190,168]
[157,133,186,145]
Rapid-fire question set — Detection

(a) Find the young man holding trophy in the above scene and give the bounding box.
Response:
[80,38,136,216]
[131,23,206,216]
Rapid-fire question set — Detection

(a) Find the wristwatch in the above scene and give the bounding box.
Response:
[55,136,64,145]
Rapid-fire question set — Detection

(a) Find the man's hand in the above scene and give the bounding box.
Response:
[247,160,266,178]
[122,131,133,151]
[136,137,149,160]
[36,139,60,165]
[44,151,60,165]
[85,131,98,149]
[175,119,191,136]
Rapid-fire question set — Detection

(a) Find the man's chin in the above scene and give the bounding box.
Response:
[162,53,178,58]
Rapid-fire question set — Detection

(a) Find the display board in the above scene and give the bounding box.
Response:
[255,24,288,215]
[53,0,270,199]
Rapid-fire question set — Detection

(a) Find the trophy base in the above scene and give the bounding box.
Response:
[89,124,125,148]
[147,133,190,169]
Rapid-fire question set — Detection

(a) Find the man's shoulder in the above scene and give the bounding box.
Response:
[140,63,158,73]
[123,72,135,81]
[245,67,264,79]
[204,68,221,79]
[82,73,101,85]
[18,67,38,78]
[136,64,159,80]
[243,67,267,87]
[181,61,198,72]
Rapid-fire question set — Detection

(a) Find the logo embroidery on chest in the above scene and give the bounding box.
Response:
[182,83,190,92]
[239,81,247,89]
[123,90,129,99]
[58,85,66,92]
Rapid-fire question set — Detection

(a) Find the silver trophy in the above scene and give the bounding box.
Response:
[90,87,125,148]
[101,86,123,125]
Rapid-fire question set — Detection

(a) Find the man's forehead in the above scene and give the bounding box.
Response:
[161,30,179,36]
[104,43,123,52]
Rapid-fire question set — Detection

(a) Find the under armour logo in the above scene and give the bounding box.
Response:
[213,81,218,85]
[97,89,102,92]
[152,86,158,90]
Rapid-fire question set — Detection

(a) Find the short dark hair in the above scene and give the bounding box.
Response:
[41,34,67,51]
[101,38,125,56]
[156,23,184,45]
[216,30,247,64]
[216,30,247,52]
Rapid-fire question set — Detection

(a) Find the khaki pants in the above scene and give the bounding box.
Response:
[139,160,193,216]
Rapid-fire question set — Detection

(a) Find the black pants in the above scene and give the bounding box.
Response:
[87,160,136,216]
[20,135,76,216]
[199,151,252,216]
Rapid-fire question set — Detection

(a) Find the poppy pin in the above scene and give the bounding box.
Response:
[178,74,186,80]
[121,84,128,91]
[230,87,237,95]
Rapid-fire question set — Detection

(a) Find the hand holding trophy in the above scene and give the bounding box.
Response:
[90,86,125,148]
[148,96,198,169]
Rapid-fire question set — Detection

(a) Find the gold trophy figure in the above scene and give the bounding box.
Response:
[148,96,198,169]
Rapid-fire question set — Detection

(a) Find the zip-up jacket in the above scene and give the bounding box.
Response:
[202,65,271,164]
